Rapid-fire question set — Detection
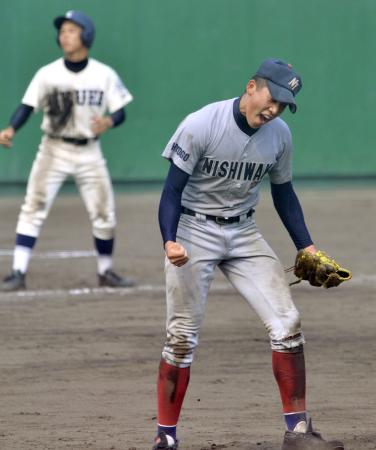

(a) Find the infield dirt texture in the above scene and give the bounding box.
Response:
[0,188,375,450]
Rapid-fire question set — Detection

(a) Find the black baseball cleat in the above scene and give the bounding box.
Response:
[152,432,179,450]
[1,270,26,291]
[281,420,344,449]
[98,269,135,288]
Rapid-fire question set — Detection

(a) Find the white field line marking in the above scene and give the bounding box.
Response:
[0,249,96,259]
[0,275,374,302]
[0,282,231,301]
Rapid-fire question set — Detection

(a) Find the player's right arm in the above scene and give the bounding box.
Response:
[0,104,34,148]
[159,107,209,266]
[0,64,46,148]
[158,162,190,267]
[0,63,41,149]
[0,127,15,148]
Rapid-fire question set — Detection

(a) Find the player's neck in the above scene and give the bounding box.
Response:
[63,47,89,63]
[64,58,89,73]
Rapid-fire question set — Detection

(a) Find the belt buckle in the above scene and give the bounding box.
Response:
[215,216,229,225]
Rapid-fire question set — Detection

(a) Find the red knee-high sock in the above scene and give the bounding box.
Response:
[272,349,306,413]
[157,359,190,425]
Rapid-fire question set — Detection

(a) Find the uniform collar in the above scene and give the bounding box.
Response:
[232,97,259,137]
[64,58,89,73]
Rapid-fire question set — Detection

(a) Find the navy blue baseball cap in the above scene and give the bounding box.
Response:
[255,59,302,113]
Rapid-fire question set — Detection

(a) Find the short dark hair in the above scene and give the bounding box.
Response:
[253,76,268,90]
[241,76,268,95]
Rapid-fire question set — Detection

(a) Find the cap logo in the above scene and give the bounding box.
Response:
[288,77,300,91]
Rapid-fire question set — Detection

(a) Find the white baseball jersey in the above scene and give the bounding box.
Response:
[162,98,292,217]
[22,57,133,138]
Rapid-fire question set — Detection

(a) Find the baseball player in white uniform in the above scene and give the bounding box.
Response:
[0,10,135,291]
[152,60,344,450]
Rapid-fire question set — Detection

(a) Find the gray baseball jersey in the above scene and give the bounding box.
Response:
[162,98,292,217]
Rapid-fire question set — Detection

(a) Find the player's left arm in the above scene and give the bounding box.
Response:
[92,67,133,136]
[91,107,126,135]
[270,181,315,252]
[271,181,352,287]
[268,124,315,253]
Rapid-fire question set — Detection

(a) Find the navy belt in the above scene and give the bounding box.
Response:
[181,206,254,224]
[47,135,98,146]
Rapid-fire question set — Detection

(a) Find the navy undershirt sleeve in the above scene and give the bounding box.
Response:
[110,107,126,127]
[271,181,313,250]
[10,104,34,131]
[158,162,190,244]
[10,104,125,130]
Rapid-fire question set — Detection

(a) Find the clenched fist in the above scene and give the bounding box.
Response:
[0,127,15,148]
[91,116,113,135]
[165,241,189,267]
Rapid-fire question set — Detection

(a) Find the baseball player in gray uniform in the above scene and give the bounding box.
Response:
[0,10,135,291]
[152,60,344,450]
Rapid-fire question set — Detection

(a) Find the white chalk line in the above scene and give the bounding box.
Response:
[0,275,374,302]
[0,249,96,259]
[0,282,232,302]
[0,248,374,300]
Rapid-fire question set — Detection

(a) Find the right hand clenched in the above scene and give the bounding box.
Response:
[0,127,15,148]
[164,241,189,267]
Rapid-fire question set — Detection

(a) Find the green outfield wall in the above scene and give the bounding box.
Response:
[0,0,375,183]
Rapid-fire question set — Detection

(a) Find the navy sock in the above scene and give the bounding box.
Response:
[284,411,307,431]
[16,233,36,249]
[157,425,176,440]
[94,237,114,255]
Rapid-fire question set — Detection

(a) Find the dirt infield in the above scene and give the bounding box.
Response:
[0,187,375,450]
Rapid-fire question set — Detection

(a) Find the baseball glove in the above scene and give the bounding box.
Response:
[288,249,352,288]
[46,89,74,132]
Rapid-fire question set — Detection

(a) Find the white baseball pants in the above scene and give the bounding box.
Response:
[16,136,116,240]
